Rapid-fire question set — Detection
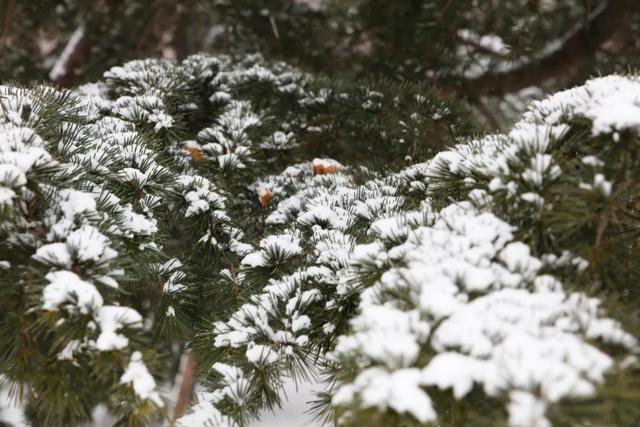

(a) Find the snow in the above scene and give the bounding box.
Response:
[0,379,27,427]
[290,315,311,333]
[332,367,436,423]
[178,399,234,427]
[240,251,268,268]
[241,233,302,267]
[458,29,511,56]
[260,234,302,257]
[95,306,143,351]
[260,131,295,150]
[429,288,620,394]
[311,157,341,174]
[96,274,119,288]
[522,75,640,137]
[57,189,97,219]
[333,305,428,369]
[330,202,636,427]
[520,192,544,208]
[178,175,226,219]
[498,242,541,279]
[0,186,15,205]
[163,270,187,294]
[34,243,73,268]
[42,268,143,351]
[588,97,640,136]
[195,101,259,170]
[34,226,116,268]
[116,204,159,236]
[57,340,82,361]
[322,323,335,334]
[521,154,556,187]
[592,173,612,197]
[210,363,251,405]
[0,164,27,186]
[298,205,347,229]
[160,257,182,272]
[293,0,327,12]
[249,379,319,427]
[421,353,485,398]
[507,391,550,427]
[246,344,279,366]
[120,351,163,406]
[148,111,174,132]
[120,167,149,186]
[65,226,117,264]
[581,155,604,167]
[1,57,299,424]
[42,270,103,314]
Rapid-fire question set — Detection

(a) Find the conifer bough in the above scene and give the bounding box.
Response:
[0,55,639,427]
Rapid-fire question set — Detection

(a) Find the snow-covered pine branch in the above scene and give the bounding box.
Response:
[0,54,464,425]
[188,75,640,427]
[1,53,640,426]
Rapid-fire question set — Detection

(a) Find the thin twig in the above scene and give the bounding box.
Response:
[471,97,501,131]
[49,26,89,87]
[595,210,609,249]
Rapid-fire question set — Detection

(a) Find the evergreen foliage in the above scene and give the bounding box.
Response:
[2,1,639,96]
[0,54,468,425]
[189,74,640,427]
[1,2,640,427]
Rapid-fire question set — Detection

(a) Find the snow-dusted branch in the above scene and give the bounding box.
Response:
[459,0,636,95]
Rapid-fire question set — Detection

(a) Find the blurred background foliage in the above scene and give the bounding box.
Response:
[2,0,639,129]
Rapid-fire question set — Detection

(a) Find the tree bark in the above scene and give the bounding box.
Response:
[172,351,197,420]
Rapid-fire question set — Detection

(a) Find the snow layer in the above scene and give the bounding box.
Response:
[42,271,103,314]
[120,352,163,406]
[330,202,636,427]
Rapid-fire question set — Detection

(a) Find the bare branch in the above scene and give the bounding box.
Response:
[49,26,88,88]
[172,351,197,420]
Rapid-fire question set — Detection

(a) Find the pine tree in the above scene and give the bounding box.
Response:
[0,54,468,425]
[1,2,640,427]
[186,74,640,427]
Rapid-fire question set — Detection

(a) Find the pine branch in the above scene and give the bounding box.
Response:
[458,0,636,96]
